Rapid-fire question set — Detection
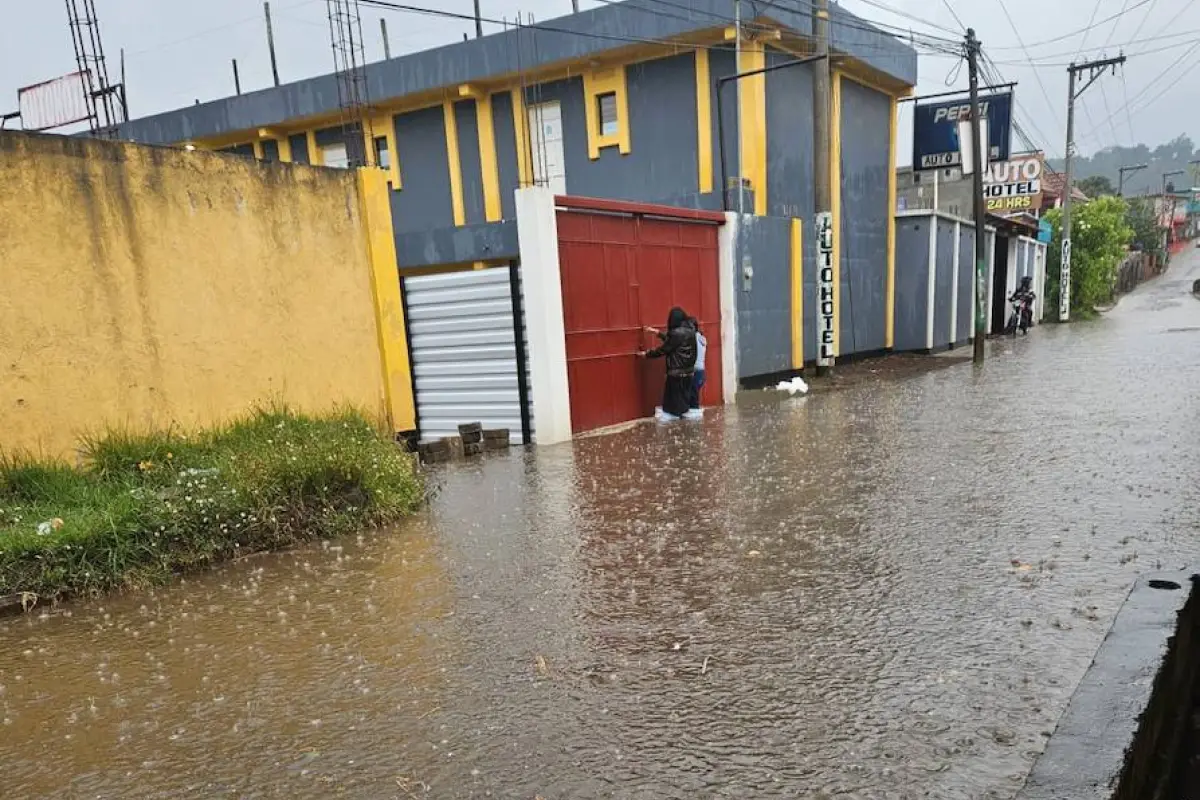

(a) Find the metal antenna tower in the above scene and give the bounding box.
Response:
[65,0,124,133]
[326,0,373,166]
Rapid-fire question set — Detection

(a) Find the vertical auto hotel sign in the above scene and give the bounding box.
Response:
[912,92,1013,170]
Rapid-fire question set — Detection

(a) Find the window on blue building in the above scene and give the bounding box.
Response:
[597,92,619,137]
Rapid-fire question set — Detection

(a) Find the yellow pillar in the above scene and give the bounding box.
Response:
[831,71,843,356]
[695,48,714,195]
[475,93,503,221]
[886,94,898,349]
[737,38,767,215]
[443,100,466,226]
[790,217,804,369]
[511,88,533,188]
[356,167,416,433]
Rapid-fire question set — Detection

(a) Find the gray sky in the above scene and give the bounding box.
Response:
[2,0,1197,164]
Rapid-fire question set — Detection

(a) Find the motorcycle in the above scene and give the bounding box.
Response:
[1004,292,1034,336]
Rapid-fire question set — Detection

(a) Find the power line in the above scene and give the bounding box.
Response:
[1127,0,1162,45]
[1103,0,1132,48]
[988,0,1155,50]
[1072,0,1105,61]
[847,0,962,36]
[756,0,962,51]
[940,0,966,32]
[1082,38,1200,137]
[996,0,1062,133]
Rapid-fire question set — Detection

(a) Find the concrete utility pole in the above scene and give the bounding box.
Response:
[813,0,835,371]
[232,58,242,95]
[966,29,988,365]
[1061,54,1125,322]
[474,0,483,37]
[1118,163,1148,196]
[265,2,280,87]
[380,18,391,60]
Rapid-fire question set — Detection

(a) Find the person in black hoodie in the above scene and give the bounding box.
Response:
[640,306,698,419]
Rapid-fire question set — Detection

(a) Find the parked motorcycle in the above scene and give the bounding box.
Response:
[1005,293,1034,336]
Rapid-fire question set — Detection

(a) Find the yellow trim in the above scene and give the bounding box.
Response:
[831,70,843,357]
[306,130,322,166]
[512,88,533,187]
[277,136,292,163]
[443,100,466,226]
[738,38,767,215]
[836,63,913,100]
[790,217,804,369]
[367,114,402,188]
[695,48,713,194]
[474,94,503,221]
[886,95,897,349]
[356,167,416,433]
[252,140,264,160]
[582,65,631,159]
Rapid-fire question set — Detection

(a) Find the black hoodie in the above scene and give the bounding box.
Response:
[645,306,698,376]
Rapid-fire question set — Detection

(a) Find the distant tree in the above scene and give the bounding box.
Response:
[1078,175,1115,197]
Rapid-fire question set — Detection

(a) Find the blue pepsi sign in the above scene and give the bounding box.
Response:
[912,92,1013,171]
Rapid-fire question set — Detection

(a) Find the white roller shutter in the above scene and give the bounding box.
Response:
[403,267,533,444]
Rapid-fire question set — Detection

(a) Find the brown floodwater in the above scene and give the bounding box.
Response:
[3,253,1200,799]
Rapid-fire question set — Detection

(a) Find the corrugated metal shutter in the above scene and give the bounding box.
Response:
[403,267,533,444]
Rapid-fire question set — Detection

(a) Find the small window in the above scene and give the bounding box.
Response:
[597,92,619,137]
[373,135,391,170]
[913,172,922,184]
[321,142,349,169]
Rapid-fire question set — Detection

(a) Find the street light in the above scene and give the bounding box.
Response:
[1117,163,1147,196]
[1162,169,1186,196]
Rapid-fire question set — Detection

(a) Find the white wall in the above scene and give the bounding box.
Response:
[515,187,573,445]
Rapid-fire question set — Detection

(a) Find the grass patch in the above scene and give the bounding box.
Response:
[0,409,423,603]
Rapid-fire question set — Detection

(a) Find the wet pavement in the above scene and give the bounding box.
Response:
[3,252,1200,799]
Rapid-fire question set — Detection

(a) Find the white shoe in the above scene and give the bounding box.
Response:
[683,408,704,420]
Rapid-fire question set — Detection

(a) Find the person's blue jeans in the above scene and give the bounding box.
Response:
[690,369,706,409]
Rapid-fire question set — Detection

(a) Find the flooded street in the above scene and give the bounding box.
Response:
[4,254,1200,799]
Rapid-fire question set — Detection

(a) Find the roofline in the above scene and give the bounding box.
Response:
[113,0,917,145]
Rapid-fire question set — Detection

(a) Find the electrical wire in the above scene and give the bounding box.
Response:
[1072,0,1105,62]
[1126,0,1162,45]
[754,0,963,52]
[940,0,966,32]
[1103,0,1133,49]
[983,28,1200,66]
[1082,38,1200,137]
[987,0,1156,51]
[996,0,1062,134]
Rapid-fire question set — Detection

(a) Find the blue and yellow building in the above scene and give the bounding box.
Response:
[115,0,916,380]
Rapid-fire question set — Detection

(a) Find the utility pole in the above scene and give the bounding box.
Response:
[813,0,835,371]
[1061,54,1125,322]
[380,18,391,59]
[571,0,580,11]
[966,29,988,365]
[232,58,241,95]
[474,0,483,37]
[1118,163,1147,196]
[265,2,280,87]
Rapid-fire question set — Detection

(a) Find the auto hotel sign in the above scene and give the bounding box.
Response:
[983,153,1043,214]
[912,92,1013,170]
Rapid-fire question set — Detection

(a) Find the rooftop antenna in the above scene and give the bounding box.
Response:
[326,0,373,166]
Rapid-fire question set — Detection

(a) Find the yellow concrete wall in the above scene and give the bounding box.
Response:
[0,131,415,459]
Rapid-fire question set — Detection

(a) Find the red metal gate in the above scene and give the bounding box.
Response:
[556,196,725,434]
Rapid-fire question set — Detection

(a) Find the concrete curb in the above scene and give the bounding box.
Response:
[1018,570,1199,799]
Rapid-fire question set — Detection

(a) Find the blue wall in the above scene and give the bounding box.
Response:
[893,217,931,353]
[956,225,975,346]
[492,91,521,221]
[391,105,454,234]
[454,100,487,226]
[737,215,794,379]
[839,77,891,355]
[932,218,956,349]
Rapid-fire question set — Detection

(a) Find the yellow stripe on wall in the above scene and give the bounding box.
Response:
[277,136,292,163]
[306,130,322,166]
[737,39,767,215]
[886,94,898,349]
[475,94,503,221]
[831,70,843,357]
[443,100,466,226]
[356,167,416,433]
[790,217,804,369]
[695,48,713,195]
[511,88,533,188]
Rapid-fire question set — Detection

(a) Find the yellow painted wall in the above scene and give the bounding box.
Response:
[0,131,415,459]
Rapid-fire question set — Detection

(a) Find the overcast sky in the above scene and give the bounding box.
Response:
[2,0,1197,164]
